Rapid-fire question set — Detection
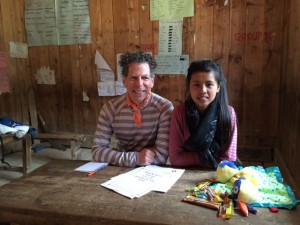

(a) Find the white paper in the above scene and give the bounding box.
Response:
[25,0,91,46]
[147,165,185,192]
[95,50,114,81]
[101,165,185,199]
[9,42,28,58]
[97,81,115,96]
[115,80,126,96]
[116,53,123,81]
[75,162,108,173]
[35,66,56,84]
[159,20,182,55]
[155,55,189,74]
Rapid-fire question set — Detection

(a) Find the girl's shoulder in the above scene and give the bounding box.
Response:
[174,103,186,114]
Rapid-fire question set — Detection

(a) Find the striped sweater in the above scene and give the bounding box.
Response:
[92,93,174,167]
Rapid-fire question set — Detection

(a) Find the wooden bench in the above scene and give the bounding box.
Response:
[0,134,31,176]
[34,133,86,160]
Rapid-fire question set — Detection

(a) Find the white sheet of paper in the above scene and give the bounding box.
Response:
[97,81,115,96]
[115,80,126,96]
[75,162,108,173]
[116,53,123,81]
[25,0,91,46]
[158,20,182,55]
[101,165,185,199]
[155,55,189,74]
[9,42,28,59]
[95,50,114,81]
[148,165,185,192]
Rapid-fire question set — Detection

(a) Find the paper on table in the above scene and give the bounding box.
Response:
[148,165,185,193]
[75,162,108,173]
[101,165,185,199]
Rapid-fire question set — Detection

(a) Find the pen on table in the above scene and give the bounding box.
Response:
[87,171,96,177]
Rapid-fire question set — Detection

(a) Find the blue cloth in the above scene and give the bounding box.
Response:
[0,117,38,137]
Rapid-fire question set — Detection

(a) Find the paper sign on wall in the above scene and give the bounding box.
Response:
[159,20,183,55]
[95,50,114,81]
[155,55,189,75]
[150,0,194,21]
[9,42,28,59]
[35,66,56,84]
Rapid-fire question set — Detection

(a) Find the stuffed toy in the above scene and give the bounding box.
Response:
[230,177,261,203]
[216,160,238,183]
[216,160,261,204]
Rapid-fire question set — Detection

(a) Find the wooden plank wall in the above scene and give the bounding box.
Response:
[0,0,293,163]
[278,0,300,194]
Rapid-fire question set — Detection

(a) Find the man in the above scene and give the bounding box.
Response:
[92,51,174,167]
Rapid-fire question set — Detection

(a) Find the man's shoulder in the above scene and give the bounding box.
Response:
[151,93,173,106]
[104,94,126,106]
[101,95,126,113]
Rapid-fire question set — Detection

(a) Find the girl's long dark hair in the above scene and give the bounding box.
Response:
[185,59,233,155]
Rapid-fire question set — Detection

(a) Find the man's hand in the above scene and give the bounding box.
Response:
[137,148,156,166]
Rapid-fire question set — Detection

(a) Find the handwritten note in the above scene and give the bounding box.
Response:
[150,0,194,21]
[9,42,28,59]
[25,0,91,46]
[155,55,189,74]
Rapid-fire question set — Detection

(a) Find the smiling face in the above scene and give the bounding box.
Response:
[189,71,220,113]
[123,63,154,105]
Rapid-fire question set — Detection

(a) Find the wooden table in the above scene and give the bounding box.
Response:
[0,134,31,176]
[0,160,299,225]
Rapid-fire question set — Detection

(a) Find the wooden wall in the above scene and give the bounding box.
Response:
[0,0,299,190]
[277,0,300,194]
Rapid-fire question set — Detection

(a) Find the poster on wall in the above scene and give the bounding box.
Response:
[155,55,189,75]
[158,19,183,55]
[150,0,194,21]
[25,0,91,46]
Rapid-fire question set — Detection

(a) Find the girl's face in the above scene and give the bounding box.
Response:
[189,71,220,113]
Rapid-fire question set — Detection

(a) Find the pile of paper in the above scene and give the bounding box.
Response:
[101,165,185,199]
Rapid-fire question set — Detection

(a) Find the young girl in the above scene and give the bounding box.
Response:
[169,60,237,168]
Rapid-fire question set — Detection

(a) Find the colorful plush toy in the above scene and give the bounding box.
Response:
[216,161,238,183]
[216,160,261,204]
[230,177,261,203]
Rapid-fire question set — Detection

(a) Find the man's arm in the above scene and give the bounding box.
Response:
[92,103,138,167]
[151,100,174,165]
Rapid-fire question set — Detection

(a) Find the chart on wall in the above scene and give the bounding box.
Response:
[25,0,91,46]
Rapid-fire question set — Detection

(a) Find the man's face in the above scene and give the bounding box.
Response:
[123,63,154,105]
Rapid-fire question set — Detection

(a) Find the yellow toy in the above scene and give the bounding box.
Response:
[216,160,261,204]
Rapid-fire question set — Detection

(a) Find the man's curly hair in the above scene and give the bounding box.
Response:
[119,51,157,78]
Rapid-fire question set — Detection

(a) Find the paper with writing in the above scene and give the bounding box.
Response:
[101,165,185,199]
